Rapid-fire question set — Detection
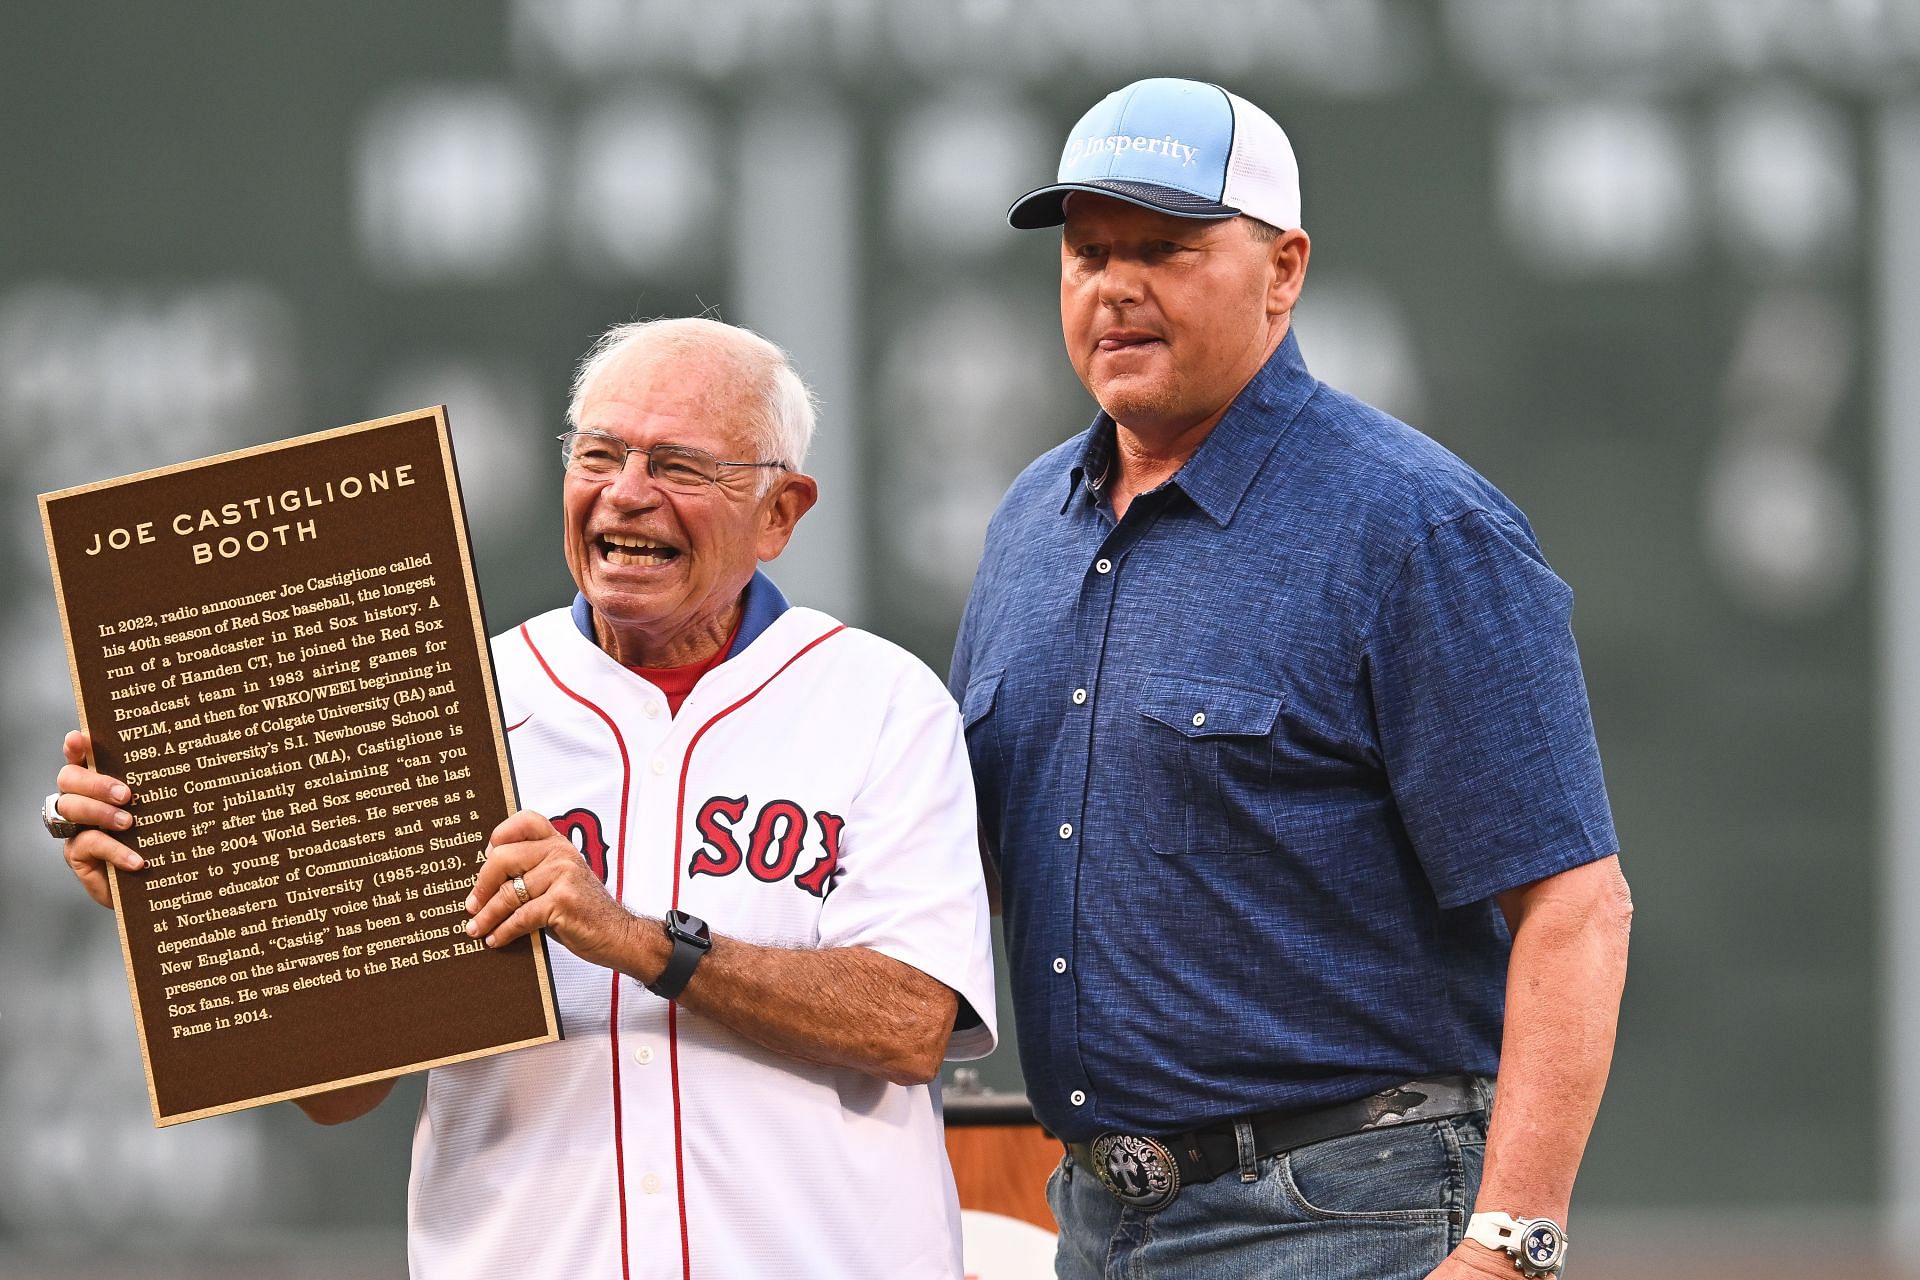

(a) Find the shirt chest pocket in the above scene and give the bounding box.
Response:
[1136,677,1284,856]
[959,670,1008,799]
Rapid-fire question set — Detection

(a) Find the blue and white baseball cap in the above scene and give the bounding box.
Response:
[1008,78,1301,232]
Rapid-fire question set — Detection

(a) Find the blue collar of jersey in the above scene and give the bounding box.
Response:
[569,568,792,662]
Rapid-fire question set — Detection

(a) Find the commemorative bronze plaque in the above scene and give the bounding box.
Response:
[40,408,560,1126]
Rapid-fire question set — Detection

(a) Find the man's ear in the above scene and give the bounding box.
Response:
[1267,227,1311,317]
[756,472,819,562]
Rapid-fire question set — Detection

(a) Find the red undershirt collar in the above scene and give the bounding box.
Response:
[623,614,743,716]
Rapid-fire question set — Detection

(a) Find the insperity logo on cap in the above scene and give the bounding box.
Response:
[1007,78,1301,232]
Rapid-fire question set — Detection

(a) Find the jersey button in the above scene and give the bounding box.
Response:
[1069,1090,1087,1107]
[644,703,662,719]
[651,757,667,775]
[634,1045,654,1066]
[1058,823,1073,840]
[1051,956,1067,974]
[1071,688,1087,705]
[640,1173,662,1195]
[1095,558,1112,575]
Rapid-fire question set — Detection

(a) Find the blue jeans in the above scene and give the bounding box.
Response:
[1048,1112,1486,1280]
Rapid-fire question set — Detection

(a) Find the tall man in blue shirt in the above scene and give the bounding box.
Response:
[951,79,1632,1280]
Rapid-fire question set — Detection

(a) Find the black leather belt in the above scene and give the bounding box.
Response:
[1065,1074,1490,1212]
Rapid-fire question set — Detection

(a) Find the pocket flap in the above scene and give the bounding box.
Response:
[961,669,1004,727]
[1140,676,1282,738]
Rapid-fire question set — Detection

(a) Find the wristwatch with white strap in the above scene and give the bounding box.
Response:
[1465,1212,1568,1277]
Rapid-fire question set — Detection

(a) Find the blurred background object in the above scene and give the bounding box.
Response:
[3,1,1916,1275]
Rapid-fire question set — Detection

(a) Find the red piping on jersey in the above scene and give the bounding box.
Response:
[518,623,636,1280]
[665,624,846,1280]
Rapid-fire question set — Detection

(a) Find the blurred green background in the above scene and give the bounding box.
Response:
[4,1,1913,1275]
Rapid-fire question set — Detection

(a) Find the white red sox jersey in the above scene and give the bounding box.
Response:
[406,590,998,1280]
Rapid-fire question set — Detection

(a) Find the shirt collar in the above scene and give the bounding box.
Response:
[1062,422,1116,513]
[570,567,792,660]
[1062,329,1317,526]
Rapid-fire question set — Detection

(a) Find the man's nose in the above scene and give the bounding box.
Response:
[603,450,665,505]
[1096,255,1145,308]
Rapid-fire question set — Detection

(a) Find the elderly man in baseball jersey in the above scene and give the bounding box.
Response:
[950,79,1631,1279]
[53,317,998,1279]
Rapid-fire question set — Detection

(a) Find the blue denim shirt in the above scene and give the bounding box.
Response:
[950,332,1617,1141]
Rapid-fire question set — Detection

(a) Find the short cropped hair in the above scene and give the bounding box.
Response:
[567,317,817,471]
[1242,215,1282,243]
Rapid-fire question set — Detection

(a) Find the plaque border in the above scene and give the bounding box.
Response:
[40,406,562,1126]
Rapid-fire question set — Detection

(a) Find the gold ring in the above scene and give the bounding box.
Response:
[511,875,530,906]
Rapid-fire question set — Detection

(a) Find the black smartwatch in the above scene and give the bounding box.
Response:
[646,910,712,1000]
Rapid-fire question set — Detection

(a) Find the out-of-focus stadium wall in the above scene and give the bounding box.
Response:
[2,2,1913,1274]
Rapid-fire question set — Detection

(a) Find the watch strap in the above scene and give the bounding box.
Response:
[646,911,710,1001]
[1465,1212,1568,1277]
[1465,1211,1520,1253]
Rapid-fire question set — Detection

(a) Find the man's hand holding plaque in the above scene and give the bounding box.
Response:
[52,730,142,906]
[40,408,560,1125]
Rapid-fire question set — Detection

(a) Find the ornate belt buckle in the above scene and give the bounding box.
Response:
[1089,1133,1181,1211]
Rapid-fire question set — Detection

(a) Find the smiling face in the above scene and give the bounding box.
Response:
[562,344,816,668]
[1059,194,1307,446]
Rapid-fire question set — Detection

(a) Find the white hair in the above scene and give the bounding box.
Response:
[566,316,817,472]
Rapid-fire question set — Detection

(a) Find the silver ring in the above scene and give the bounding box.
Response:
[511,875,530,906]
[42,793,82,841]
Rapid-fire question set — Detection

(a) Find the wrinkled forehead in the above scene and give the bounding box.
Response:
[578,349,760,449]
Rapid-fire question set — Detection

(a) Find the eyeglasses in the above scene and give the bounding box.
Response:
[557,430,790,492]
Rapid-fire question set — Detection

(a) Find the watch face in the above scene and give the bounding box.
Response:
[1519,1220,1566,1273]
[668,911,711,945]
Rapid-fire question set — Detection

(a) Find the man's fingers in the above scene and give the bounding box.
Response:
[64,832,141,908]
[487,808,557,850]
[466,862,550,946]
[54,731,138,910]
[56,762,131,807]
[481,898,540,950]
[469,809,558,903]
[470,817,570,905]
[59,729,128,802]
[66,855,113,908]
[69,829,145,873]
[469,840,530,907]
[466,853,543,934]
[465,824,601,949]
[55,793,135,833]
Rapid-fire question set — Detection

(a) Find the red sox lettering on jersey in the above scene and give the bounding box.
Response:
[406,604,997,1280]
[549,807,610,882]
[688,795,841,896]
